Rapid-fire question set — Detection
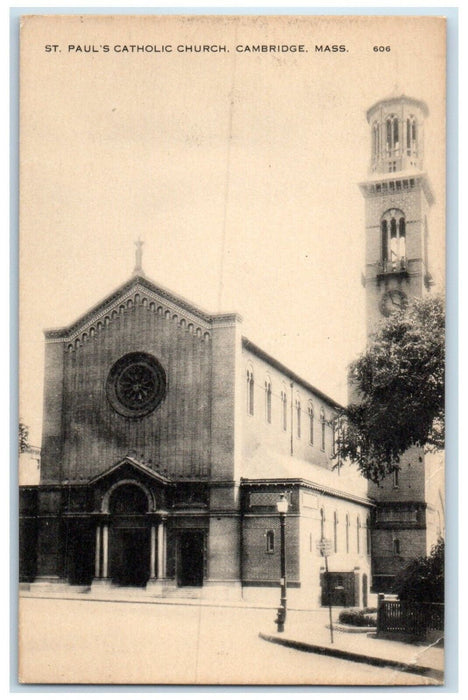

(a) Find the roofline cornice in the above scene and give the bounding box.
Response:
[240,477,375,507]
[366,95,429,122]
[242,337,342,410]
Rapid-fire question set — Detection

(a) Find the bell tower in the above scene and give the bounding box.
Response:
[359,95,439,593]
[360,95,434,333]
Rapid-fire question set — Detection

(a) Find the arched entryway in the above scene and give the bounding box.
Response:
[108,482,151,587]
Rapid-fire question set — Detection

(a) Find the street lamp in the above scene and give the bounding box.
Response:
[275,493,289,633]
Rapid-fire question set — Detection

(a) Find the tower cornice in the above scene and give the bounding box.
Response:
[358,171,434,206]
[366,94,429,122]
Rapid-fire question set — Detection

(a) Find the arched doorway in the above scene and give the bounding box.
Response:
[108,482,151,587]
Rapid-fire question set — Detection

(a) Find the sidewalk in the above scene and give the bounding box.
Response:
[19,584,275,610]
[260,609,444,683]
[20,586,444,682]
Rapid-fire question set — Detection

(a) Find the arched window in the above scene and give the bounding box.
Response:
[357,516,361,554]
[308,402,314,445]
[345,514,350,553]
[333,511,338,553]
[372,122,380,159]
[320,408,326,451]
[331,418,336,457]
[381,209,406,269]
[381,219,388,263]
[281,386,288,431]
[265,378,272,423]
[393,538,401,555]
[406,116,417,155]
[296,396,301,439]
[246,368,254,415]
[385,114,400,157]
[266,530,275,553]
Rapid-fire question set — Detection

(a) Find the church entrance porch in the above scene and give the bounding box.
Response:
[177,530,205,587]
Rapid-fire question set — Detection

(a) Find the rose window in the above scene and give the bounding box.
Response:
[106,352,166,418]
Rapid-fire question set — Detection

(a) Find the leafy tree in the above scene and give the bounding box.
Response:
[19,422,30,454]
[395,537,444,603]
[336,294,444,482]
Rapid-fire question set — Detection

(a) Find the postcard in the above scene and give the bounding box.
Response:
[18,13,446,685]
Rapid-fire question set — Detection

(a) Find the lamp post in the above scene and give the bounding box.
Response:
[275,493,289,633]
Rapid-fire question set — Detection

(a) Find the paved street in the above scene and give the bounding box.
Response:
[18,597,436,686]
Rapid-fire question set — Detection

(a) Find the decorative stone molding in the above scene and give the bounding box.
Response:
[45,277,218,350]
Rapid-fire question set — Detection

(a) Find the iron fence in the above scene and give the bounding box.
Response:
[377,600,444,636]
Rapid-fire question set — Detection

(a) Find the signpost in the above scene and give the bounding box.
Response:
[317,538,334,644]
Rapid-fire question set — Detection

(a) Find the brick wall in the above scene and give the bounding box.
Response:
[41,301,212,482]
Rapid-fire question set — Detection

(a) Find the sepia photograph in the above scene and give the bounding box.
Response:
[17,12,447,686]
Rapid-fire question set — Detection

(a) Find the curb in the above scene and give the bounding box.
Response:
[259,633,443,682]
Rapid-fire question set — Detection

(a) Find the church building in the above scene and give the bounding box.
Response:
[19,94,443,606]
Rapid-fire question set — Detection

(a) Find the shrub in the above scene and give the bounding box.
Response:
[338,609,377,627]
[395,538,444,603]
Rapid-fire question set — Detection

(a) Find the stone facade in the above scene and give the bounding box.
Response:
[20,270,374,607]
[19,93,443,604]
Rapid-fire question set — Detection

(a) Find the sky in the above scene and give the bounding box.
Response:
[19,14,446,446]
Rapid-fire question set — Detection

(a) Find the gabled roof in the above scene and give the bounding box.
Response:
[88,456,173,487]
[44,272,242,341]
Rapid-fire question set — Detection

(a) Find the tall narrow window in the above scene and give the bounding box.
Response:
[331,419,336,457]
[393,118,399,148]
[393,538,401,555]
[381,219,388,263]
[266,530,275,553]
[381,209,406,269]
[265,379,272,423]
[393,468,400,488]
[320,408,326,451]
[386,118,392,151]
[406,116,417,155]
[247,369,254,415]
[320,508,325,539]
[345,514,350,553]
[281,388,287,431]
[372,122,380,159]
[357,516,361,554]
[366,516,371,555]
[399,218,406,259]
[296,398,301,439]
[333,511,338,553]
[308,403,314,445]
[385,115,400,158]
